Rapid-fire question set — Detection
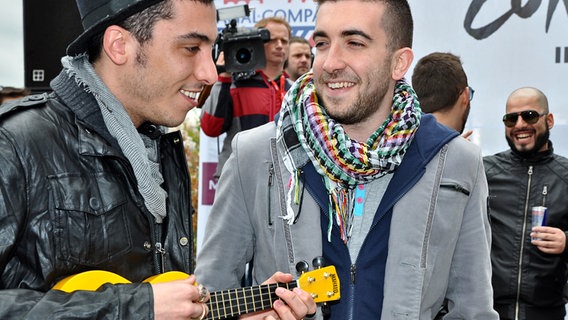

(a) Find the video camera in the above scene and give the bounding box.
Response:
[214,5,270,73]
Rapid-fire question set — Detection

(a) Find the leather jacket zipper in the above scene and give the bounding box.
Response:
[153,138,165,273]
[541,185,548,207]
[155,241,166,273]
[117,154,165,273]
[515,165,533,320]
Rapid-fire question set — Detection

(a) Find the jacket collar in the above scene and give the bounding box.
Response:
[302,114,458,223]
[509,141,554,165]
[50,70,164,153]
[51,69,118,147]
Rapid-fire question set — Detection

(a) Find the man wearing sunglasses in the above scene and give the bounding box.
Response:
[484,87,568,320]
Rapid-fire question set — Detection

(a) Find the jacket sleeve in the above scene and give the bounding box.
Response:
[0,130,154,319]
[0,284,154,319]
[382,138,499,319]
[200,76,234,137]
[443,145,499,319]
[194,130,256,291]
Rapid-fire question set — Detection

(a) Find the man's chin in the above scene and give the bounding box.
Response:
[506,127,550,157]
[515,145,533,154]
[507,138,534,155]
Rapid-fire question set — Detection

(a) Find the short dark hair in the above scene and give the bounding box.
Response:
[87,0,214,62]
[412,52,468,113]
[316,0,413,51]
[0,86,31,104]
[290,36,311,47]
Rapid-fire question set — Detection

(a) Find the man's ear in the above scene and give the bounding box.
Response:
[102,25,130,65]
[459,88,470,108]
[391,47,413,80]
[546,112,555,129]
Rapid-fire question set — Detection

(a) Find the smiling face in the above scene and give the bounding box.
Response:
[108,0,218,128]
[313,1,392,125]
[311,0,412,140]
[504,88,553,155]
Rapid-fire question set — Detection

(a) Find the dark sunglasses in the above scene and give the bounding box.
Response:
[502,110,546,127]
[468,86,475,101]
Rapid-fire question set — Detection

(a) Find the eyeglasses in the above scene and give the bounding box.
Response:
[468,86,475,101]
[502,110,547,127]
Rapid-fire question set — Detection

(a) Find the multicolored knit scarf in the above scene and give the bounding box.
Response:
[276,72,421,241]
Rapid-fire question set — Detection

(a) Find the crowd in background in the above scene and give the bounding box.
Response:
[1,0,567,319]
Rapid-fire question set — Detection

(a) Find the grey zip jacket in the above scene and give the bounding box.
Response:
[196,115,498,319]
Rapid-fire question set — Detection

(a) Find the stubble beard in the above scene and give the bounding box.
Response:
[318,61,392,126]
[506,124,550,157]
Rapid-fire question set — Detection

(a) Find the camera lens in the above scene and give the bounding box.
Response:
[235,48,252,64]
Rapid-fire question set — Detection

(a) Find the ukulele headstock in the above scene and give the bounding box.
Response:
[297,265,340,303]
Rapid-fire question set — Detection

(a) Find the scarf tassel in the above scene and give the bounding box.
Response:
[325,181,352,244]
[282,170,302,224]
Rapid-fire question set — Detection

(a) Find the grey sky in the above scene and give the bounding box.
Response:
[0,1,25,87]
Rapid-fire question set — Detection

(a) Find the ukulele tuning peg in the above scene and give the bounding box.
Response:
[312,256,326,269]
[295,260,310,275]
[321,303,331,316]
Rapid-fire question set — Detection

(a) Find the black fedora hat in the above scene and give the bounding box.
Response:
[67,0,164,56]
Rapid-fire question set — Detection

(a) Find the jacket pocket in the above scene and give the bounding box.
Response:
[439,182,470,196]
[435,181,470,224]
[428,181,471,252]
[48,173,131,265]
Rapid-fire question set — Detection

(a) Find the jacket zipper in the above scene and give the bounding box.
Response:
[268,163,274,226]
[515,165,533,320]
[347,264,356,320]
[345,173,422,319]
[154,137,166,273]
[118,155,164,273]
[104,132,169,275]
[155,240,166,273]
[541,185,548,207]
[350,264,357,284]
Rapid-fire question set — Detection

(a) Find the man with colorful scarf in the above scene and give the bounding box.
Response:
[0,0,315,319]
[196,0,498,319]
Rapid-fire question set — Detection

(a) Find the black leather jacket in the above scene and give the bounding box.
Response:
[0,71,194,319]
[484,146,568,319]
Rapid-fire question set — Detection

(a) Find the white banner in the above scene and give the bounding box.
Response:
[409,0,568,156]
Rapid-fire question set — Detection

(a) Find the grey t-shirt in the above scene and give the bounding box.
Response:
[348,173,393,262]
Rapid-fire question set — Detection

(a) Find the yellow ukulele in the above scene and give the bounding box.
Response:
[53,266,340,320]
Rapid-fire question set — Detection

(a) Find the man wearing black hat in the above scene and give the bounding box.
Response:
[0,0,316,319]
